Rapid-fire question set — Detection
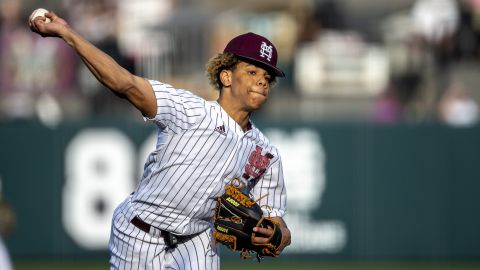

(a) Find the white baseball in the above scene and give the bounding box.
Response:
[29,8,51,23]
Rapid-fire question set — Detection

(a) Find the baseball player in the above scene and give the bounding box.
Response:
[29,10,291,270]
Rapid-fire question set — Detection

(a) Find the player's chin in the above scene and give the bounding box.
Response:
[248,94,268,109]
[248,98,267,111]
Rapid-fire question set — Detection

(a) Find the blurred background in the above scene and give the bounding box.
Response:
[1,0,480,269]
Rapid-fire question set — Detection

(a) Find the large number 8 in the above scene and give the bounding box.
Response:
[63,129,136,249]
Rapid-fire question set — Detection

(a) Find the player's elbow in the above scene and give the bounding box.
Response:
[100,67,135,97]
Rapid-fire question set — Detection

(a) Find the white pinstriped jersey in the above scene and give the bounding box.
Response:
[128,80,286,236]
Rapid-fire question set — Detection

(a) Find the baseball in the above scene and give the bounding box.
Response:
[29,8,51,23]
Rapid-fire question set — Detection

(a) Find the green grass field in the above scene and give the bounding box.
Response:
[13,260,480,270]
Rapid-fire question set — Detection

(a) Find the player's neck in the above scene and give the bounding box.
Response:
[217,99,252,131]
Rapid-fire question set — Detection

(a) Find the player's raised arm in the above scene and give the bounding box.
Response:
[28,9,157,118]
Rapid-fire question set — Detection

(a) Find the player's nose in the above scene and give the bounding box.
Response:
[256,76,268,88]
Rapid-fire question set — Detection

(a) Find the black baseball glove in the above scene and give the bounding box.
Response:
[213,181,283,261]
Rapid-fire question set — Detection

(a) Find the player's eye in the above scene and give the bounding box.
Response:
[248,70,256,76]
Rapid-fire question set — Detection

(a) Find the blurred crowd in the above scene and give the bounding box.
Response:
[375,0,480,126]
[1,0,480,127]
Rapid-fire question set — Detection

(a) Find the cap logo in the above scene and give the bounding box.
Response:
[259,41,273,62]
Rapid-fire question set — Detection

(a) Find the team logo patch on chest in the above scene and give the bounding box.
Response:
[242,145,274,181]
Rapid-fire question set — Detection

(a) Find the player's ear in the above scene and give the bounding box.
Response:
[220,70,232,88]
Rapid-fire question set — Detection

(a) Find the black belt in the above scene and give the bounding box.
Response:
[130,216,201,249]
[131,216,151,233]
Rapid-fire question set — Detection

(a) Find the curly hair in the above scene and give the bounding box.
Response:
[206,52,277,91]
[206,52,240,91]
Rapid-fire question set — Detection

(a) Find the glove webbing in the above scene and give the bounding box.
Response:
[224,185,254,207]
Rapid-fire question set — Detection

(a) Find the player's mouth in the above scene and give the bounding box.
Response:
[251,91,265,97]
[249,88,267,97]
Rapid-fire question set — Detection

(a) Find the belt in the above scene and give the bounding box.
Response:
[130,216,201,248]
[131,216,151,233]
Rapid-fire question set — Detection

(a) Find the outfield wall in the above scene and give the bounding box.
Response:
[1,121,479,260]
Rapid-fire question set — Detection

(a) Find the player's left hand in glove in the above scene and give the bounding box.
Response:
[251,215,291,256]
[212,180,290,261]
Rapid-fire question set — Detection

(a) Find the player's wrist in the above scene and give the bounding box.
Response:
[60,27,80,47]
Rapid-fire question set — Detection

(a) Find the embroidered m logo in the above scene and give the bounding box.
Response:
[242,145,274,181]
[259,41,273,62]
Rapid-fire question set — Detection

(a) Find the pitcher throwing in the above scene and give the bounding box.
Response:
[29,9,291,270]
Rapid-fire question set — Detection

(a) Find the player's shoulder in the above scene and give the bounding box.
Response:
[148,79,205,103]
[148,80,207,110]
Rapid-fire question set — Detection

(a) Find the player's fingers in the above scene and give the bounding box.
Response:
[28,17,43,33]
[252,226,274,244]
[34,17,48,31]
[252,235,270,244]
[253,226,273,237]
[45,12,68,27]
[45,12,58,22]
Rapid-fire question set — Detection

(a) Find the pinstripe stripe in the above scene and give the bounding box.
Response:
[109,80,285,269]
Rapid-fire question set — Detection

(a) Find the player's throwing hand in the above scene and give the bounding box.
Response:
[29,11,68,38]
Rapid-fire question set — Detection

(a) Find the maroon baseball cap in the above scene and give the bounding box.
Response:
[224,32,285,77]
